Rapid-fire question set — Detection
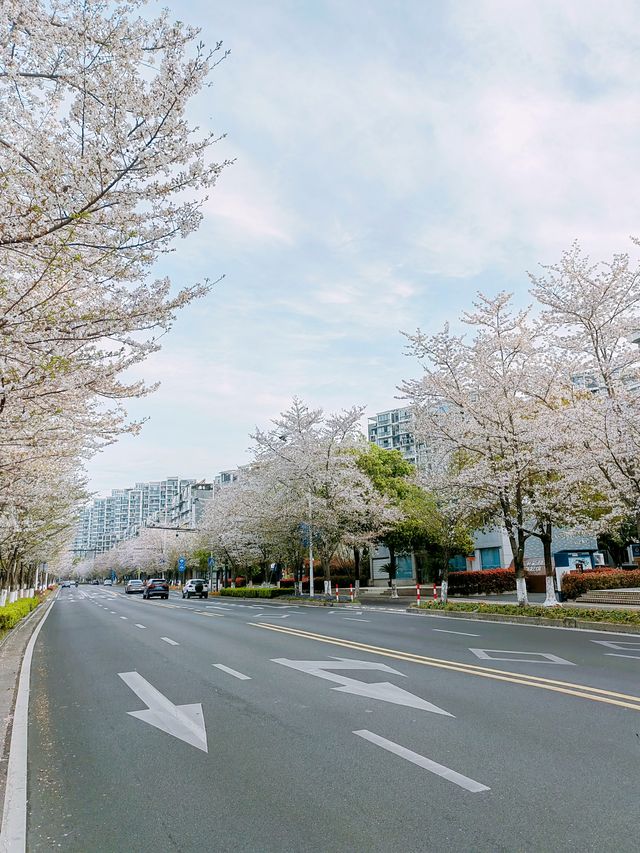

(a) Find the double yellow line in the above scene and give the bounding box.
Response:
[252,622,640,712]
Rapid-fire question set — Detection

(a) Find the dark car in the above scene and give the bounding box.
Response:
[125,579,145,595]
[92,579,100,585]
[142,578,169,600]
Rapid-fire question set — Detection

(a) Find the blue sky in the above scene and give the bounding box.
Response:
[87,0,640,494]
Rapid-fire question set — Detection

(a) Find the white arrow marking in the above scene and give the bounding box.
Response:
[272,657,452,716]
[118,672,208,752]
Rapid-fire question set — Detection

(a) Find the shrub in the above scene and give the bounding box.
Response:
[219,587,292,599]
[0,596,40,631]
[415,599,640,625]
[447,569,516,596]
[561,569,640,600]
[279,578,296,588]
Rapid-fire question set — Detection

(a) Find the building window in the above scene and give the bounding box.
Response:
[480,547,501,569]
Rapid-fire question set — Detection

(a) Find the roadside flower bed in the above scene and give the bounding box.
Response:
[561,569,640,600]
[219,587,294,598]
[447,569,516,596]
[415,599,640,625]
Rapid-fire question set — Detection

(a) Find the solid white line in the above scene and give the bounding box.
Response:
[161,636,179,646]
[135,624,146,629]
[344,618,371,623]
[353,730,490,793]
[1,600,56,852]
[213,664,251,680]
[433,629,480,637]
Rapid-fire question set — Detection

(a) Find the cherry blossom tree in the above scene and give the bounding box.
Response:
[530,242,640,538]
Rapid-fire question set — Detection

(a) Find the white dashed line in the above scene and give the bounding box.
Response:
[119,616,128,620]
[135,624,146,629]
[160,636,179,646]
[433,629,480,637]
[213,664,251,680]
[344,618,371,623]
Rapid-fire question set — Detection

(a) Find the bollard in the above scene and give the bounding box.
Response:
[349,584,354,603]
[416,583,421,605]
[433,581,438,600]
[336,584,340,602]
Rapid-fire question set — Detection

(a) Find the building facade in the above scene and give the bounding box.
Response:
[367,407,424,466]
[72,476,196,557]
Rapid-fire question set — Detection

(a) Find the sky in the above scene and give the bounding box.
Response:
[87,0,640,495]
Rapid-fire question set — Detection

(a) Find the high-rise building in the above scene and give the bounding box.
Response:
[72,476,195,557]
[367,407,423,466]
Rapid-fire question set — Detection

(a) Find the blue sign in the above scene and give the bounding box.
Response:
[208,555,215,569]
[178,557,186,573]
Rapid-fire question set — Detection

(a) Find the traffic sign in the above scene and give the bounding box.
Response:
[178,557,186,573]
[208,555,215,569]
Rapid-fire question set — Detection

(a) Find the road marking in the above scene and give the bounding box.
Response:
[160,637,179,646]
[257,614,289,619]
[1,599,55,852]
[120,616,128,620]
[353,730,490,793]
[605,653,640,660]
[110,611,117,614]
[272,657,452,715]
[252,623,640,712]
[344,618,371,623]
[213,664,252,680]
[433,629,480,637]
[469,649,574,665]
[118,672,208,752]
[592,640,640,651]
[135,624,146,629]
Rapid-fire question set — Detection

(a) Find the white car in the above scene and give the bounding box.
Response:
[182,578,208,599]
[103,579,113,586]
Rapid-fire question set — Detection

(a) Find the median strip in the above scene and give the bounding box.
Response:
[251,622,640,712]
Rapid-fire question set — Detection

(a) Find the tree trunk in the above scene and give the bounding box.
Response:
[541,524,559,607]
[505,529,528,606]
[440,548,450,603]
[353,547,361,584]
[387,545,396,587]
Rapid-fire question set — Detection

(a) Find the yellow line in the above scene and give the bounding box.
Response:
[252,623,640,712]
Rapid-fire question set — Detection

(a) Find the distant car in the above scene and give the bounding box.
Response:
[103,579,113,586]
[125,579,145,595]
[142,578,169,600]
[182,579,208,599]
[92,579,100,585]
[61,580,71,588]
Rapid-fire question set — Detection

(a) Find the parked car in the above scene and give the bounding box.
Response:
[103,579,113,586]
[182,578,208,599]
[143,578,169,600]
[91,579,100,585]
[125,579,145,595]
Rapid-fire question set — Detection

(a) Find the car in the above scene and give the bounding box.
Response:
[103,579,113,586]
[91,579,100,585]
[125,579,145,595]
[182,578,208,599]
[142,578,169,600]
[61,580,71,588]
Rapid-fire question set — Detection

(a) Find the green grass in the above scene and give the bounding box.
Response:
[414,600,640,625]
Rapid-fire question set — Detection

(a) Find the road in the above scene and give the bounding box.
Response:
[19,585,640,852]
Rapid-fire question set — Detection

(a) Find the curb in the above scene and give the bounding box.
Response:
[0,595,54,834]
[406,605,640,634]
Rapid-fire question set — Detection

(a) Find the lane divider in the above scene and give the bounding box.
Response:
[251,623,640,712]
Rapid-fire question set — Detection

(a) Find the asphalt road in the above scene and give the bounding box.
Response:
[24,586,640,852]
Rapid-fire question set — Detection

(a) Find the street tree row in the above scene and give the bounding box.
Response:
[0,0,225,600]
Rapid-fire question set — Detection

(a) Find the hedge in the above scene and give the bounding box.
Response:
[415,600,640,625]
[0,596,40,631]
[561,569,640,600]
[219,587,293,599]
[446,569,516,596]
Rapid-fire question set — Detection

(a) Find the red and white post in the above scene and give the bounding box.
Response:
[336,585,340,602]
[433,580,438,601]
[349,584,354,603]
[416,583,421,605]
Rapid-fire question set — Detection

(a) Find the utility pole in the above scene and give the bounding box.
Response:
[308,493,314,599]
